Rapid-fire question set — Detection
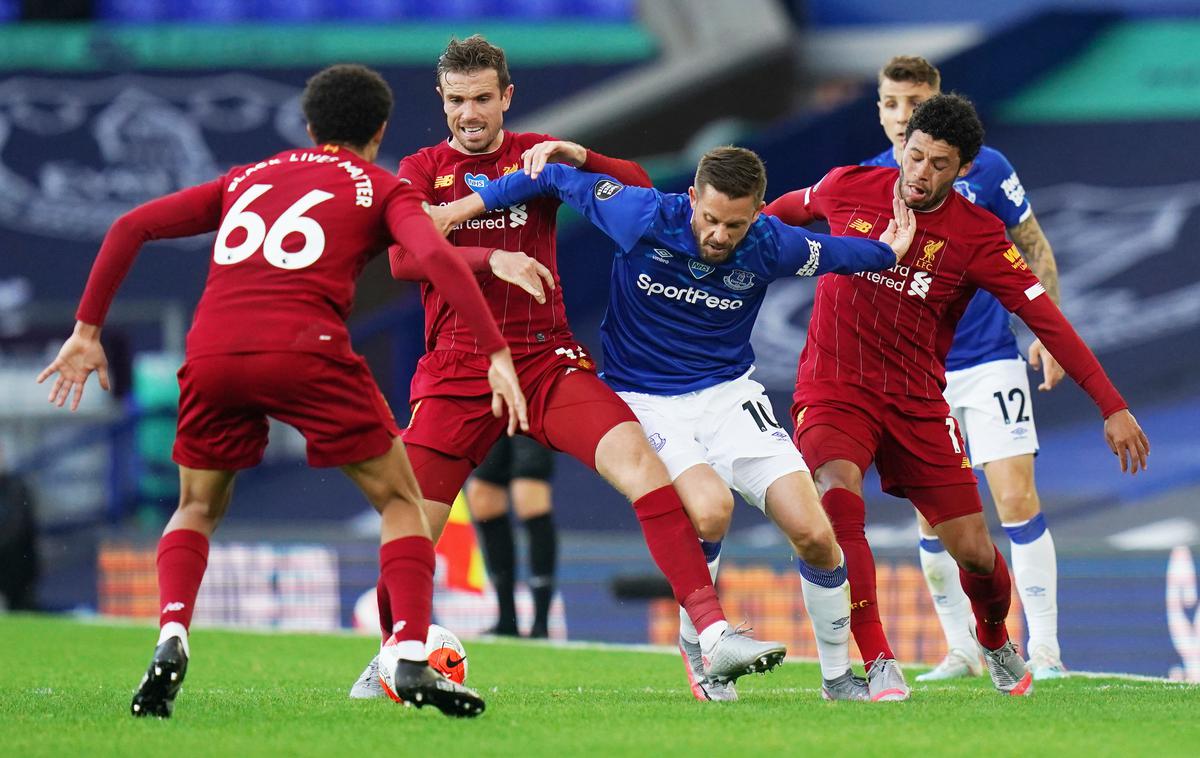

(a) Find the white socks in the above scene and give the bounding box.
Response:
[797,553,852,680]
[158,621,190,658]
[918,536,977,655]
[1004,515,1060,658]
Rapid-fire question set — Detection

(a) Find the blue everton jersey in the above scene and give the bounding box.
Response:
[479,164,897,394]
[863,145,1032,370]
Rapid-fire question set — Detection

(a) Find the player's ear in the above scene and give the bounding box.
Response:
[957,160,973,178]
[371,121,387,148]
[500,83,514,112]
[687,186,697,208]
[306,124,317,146]
[752,200,765,223]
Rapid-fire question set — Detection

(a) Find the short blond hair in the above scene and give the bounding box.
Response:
[879,55,941,91]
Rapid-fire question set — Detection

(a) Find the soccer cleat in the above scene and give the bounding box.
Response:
[981,640,1034,696]
[678,634,738,701]
[821,669,870,701]
[130,636,188,718]
[701,625,786,684]
[384,659,486,718]
[865,655,910,702]
[1027,646,1067,681]
[349,653,386,699]
[483,621,520,638]
[915,648,984,682]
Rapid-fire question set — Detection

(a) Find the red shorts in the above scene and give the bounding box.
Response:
[792,381,978,523]
[173,351,400,470]
[401,343,636,501]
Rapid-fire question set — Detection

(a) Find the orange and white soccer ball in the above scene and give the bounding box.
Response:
[425,623,469,684]
[379,623,469,700]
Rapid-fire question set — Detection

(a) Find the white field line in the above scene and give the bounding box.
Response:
[73,614,1200,686]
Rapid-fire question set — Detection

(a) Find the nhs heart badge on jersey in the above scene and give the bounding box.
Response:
[464,173,489,192]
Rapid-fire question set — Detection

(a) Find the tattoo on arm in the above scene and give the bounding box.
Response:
[1009,212,1061,307]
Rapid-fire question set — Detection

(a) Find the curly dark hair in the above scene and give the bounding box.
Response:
[695,146,767,203]
[437,35,511,90]
[301,64,394,148]
[905,93,984,166]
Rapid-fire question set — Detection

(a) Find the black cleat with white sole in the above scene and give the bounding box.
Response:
[130,637,188,718]
[391,660,486,718]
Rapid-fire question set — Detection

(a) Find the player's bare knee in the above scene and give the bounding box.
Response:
[994,488,1039,523]
[692,503,732,542]
[174,494,227,526]
[953,540,997,574]
[813,462,862,497]
[789,522,839,567]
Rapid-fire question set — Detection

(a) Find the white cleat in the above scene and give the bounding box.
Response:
[349,654,386,699]
[701,625,786,685]
[1027,646,1068,681]
[981,640,1034,696]
[915,648,984,682]
[866,655,911,702]
[678,635,737,701]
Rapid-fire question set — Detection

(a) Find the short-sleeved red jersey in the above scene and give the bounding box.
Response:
[765,165,1125,416]
[77,145,505,359]
[397,131,650,355]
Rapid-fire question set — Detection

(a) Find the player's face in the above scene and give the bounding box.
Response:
[439,68,513,154]
[877,78,938,153]
[688,184,764,264]
[898,129,972,211]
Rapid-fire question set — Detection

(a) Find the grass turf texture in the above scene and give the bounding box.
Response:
[2,614,1198,757]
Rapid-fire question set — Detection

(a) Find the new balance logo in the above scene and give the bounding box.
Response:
[907,271,931,299]
[162,602,185,613]
[433,174,454,188]
[849,218,873,234]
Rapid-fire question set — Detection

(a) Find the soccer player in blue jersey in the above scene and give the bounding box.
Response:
[431,146,917,701]
[866,56,1066,680]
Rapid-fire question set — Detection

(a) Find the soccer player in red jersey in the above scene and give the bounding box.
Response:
[36,64,533,719]
[352,36,788,698]
[765,94,1149,699]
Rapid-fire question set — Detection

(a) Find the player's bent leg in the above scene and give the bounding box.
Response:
[672,464,737,700]
[760,471,865,699]
[914,509,981,682]
[984,455,1064,679]
[131,467,237,719]
[924,502,1032,697]
[341,439,485,716]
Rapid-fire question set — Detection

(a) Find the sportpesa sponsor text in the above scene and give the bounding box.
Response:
[636,273,745,310]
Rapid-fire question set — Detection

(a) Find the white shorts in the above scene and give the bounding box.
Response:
[944,357,1039,467]
[617,369,808,511]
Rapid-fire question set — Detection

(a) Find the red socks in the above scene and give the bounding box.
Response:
[156,529,210,631]
[959,546,1012,650]
[633,485,725,632]
[375,575,392,644]
[822,487,895,665]
[379,536,435,644]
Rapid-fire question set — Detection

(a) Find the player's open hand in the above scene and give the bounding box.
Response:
[489,250,556,304]
[879,190,916,262]
[487,347,529,436]
[521,140,587,179]
[36,321,110,412]
[1028,338,1064,391]
[1104,409,1150,475]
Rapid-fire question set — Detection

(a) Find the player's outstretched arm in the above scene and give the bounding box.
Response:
[36,321,110,411]
[770,189,910,277]
[523,139,652,188]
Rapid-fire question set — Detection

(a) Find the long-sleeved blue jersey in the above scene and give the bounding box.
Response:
[478,164,897,394]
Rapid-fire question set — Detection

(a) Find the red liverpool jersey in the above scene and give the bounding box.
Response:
[76,145,505,359]
[766,165,1125,416]
[397,131,651,355]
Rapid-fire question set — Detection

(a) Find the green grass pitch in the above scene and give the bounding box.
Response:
[2,614,1198,757]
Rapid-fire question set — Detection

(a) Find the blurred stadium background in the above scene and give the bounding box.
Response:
[2,0,1199,681]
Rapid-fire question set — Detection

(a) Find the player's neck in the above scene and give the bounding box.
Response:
[448,130,506,157]
[318,142,371,161]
